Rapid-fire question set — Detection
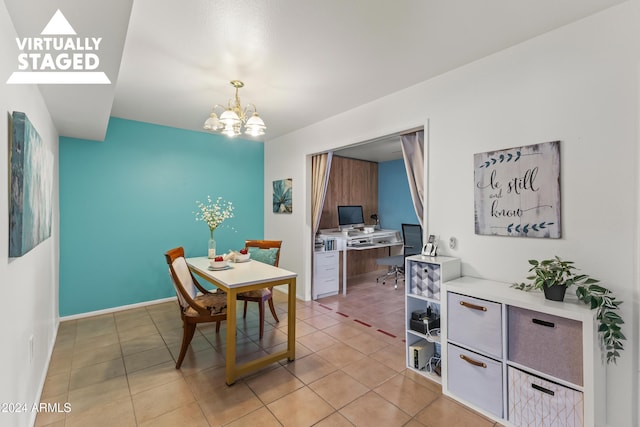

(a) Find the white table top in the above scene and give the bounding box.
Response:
[186,256,297,288]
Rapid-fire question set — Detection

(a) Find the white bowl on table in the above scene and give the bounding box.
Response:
[235,252,250,263]
[209,258,229,269]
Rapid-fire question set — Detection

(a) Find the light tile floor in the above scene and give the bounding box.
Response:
[37,271,503,427]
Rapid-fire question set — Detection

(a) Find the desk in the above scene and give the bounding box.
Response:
[186,257,297,385]
[317,229,402,295]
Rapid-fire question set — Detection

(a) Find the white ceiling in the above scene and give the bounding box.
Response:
[334,135,405,163]
[3,0,626,145]
[3,0,133,141]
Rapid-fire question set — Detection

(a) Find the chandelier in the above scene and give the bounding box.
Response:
[203,80,266,137]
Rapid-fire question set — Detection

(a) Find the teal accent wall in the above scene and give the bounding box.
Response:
[59,117,264,316]
[378,159,419,231]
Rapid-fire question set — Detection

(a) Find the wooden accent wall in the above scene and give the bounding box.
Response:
[319,156,385,276]
[319,156,378,230]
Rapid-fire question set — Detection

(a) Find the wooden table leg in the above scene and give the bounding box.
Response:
[287,278,296,361]
[342,249,347,295]
[225,288,237,385]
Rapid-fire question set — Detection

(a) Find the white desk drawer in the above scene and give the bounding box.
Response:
[315,267,338,281]
[316,263,338,271]
[315,251,339,267]
[448,292,503,359]
[314,276,338,295]
[448,344,503,418]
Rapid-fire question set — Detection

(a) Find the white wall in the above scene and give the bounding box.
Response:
[636,55,640,427]
[0,3,60,427]
[265,2,639,426]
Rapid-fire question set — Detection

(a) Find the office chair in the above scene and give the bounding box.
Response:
[375,223,423,289]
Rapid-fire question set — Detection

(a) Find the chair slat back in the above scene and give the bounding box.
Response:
[171,258,198,305]
[245,240,282,267]
[164,247,198,309]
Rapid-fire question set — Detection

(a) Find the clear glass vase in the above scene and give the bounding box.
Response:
[208,230,216,258]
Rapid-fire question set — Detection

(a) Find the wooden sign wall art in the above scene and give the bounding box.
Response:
[474,141,561,238]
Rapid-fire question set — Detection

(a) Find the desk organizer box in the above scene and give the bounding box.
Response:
[508,306,583,386]
[508,366,584,427]
[409,262,441,299]
[447,343,503,418]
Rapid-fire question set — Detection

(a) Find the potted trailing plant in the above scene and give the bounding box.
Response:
[513,256,626,364]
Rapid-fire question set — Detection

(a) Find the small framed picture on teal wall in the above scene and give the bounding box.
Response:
[273,178,292,213]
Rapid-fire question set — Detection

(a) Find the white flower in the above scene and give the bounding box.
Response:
[194,196,234,232]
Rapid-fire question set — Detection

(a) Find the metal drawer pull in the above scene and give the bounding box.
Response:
[460,301,487,311]
[532,318,555,328]
[531,383,555,396]
[459,354,487,368]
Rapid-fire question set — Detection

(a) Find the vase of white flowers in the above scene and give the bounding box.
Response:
[208,230,217,259]
[194,196,234,258]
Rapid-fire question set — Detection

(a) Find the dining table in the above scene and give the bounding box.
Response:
[186,256,297,385]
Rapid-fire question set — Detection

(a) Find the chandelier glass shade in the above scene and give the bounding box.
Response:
[203,80,266,137]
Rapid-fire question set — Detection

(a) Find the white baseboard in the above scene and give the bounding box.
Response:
[59,296,178,321]
[59,287,300,322]
[29,321,59,427]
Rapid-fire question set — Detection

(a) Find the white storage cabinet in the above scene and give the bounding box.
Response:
[404,255,460,383]
[313,250,339,299]
[442,277,605,427]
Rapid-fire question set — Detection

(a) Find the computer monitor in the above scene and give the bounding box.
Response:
[337,205,365,230]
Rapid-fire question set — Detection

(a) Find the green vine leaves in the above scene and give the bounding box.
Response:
[575,283,626,364]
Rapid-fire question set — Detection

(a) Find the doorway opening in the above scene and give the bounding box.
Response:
[310,127,426,301]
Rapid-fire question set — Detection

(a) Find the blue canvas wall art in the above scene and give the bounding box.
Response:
[9,111,53,257]
[273,178,292,213]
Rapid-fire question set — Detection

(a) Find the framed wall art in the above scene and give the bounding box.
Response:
[273,178,292,213]
[9,111,54,257]
[474,141,561,238]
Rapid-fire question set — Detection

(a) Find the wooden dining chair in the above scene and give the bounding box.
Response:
[236,240,282,338]
[164,246,227,368]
